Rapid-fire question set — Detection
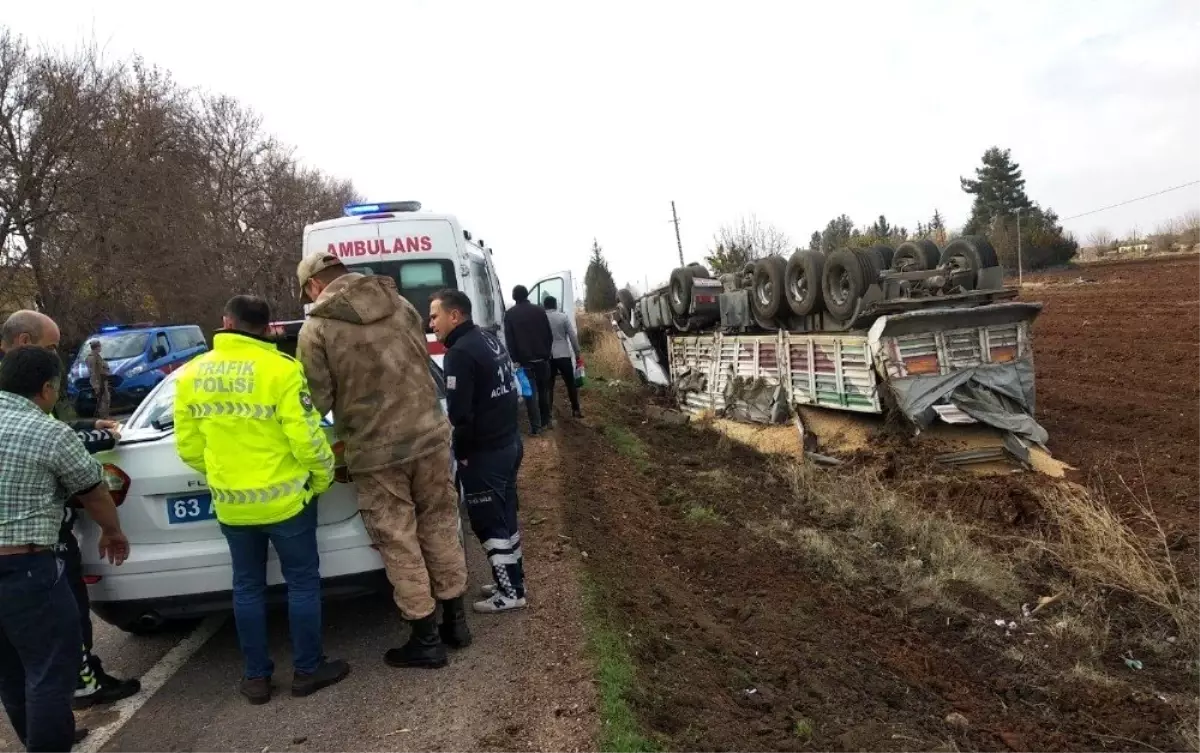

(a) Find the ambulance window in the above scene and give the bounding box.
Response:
[356,259,455,332]
[399,262,450,289]
[470,258,497,327]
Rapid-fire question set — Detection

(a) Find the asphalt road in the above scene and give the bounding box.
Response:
[1,435,596,752]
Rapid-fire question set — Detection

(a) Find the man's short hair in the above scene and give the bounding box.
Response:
[224,295,272,333]
[433,289,473,319]
[542,295,558,310]
[512,285,529,303]
[0,310,46,349]
[0,346,62,399]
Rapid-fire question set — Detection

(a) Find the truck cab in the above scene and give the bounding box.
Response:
[302,201,575,367]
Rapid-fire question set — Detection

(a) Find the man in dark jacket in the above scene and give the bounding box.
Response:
[430,290,526,614]
[502,285,553,434]
[1,311,141,713]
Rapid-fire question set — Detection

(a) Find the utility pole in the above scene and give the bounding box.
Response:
[1015,207,1023,288]
[670,201,684,267]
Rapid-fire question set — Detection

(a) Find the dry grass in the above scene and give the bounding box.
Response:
[1031,481,1198,643]
[1179,720,1200,753]
[582,318,636,382]
[773,459,1022,609]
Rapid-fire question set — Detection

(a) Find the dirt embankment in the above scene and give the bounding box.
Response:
[557,383,1196,752]
[1023,256,1199,536]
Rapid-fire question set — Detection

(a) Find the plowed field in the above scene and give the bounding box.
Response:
[558,387,1196,752]
[1024,255,1199,535]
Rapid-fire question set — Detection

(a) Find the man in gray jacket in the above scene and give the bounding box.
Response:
[542,296,582,419]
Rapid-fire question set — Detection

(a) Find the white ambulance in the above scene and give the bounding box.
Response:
[301,200,575,367]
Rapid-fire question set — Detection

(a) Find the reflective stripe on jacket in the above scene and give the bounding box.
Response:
[173,331,335,526]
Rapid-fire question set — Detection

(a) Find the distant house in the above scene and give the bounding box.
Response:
[1117,243,1150,253]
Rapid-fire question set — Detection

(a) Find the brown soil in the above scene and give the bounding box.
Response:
[558,385,1195,752]
[1023,256,1199,535]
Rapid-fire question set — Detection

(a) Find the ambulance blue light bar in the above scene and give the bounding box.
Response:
[344,201,422,216]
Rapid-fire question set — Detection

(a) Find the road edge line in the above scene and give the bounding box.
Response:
[78,614,227,753]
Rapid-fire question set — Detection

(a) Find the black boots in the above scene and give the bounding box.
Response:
[438,597,473,649]
[384,613,447,669]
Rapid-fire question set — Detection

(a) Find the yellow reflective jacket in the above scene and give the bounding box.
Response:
[174,331,335,526]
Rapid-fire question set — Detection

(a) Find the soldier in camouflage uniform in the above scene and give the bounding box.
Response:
[85,341,111,419]
[296,252,470,670]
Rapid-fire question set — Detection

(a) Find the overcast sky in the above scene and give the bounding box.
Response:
[8,0,1199,294]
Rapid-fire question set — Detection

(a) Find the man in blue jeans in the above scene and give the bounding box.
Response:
[0,346,130,750]
[430,290,526,613]
[174,295,347,704]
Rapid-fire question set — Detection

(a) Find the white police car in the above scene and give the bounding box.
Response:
[77,323,458,633]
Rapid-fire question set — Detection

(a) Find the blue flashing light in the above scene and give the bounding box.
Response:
[99,326,120,332]
[343,200,422,217]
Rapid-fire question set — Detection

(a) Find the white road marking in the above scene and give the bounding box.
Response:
[78,615,226,753]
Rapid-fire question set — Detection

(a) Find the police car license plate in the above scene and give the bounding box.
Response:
[165,493,216,525]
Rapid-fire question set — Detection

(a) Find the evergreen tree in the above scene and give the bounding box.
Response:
[584,239,618,312]
[960,147,1032,234]
[960,148,1075,269]
[869,214,892,239]
[820,214,855,252]
[930,209,945,231]
[704,242,755,274]
[808,231,821,251]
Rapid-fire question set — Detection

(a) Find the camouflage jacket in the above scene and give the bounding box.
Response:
[297,273,449,474]
[85,351,109,387]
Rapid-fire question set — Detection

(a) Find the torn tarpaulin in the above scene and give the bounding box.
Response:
[884,357,1048,447]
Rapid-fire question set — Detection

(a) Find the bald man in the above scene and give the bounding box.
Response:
[0,311,141,709]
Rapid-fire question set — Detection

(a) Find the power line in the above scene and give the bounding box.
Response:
[1061,179,1200,222]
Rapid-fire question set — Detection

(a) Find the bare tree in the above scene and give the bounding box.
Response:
[712,213,792,260]
[0,27,358,345]
[1180,210,1200,247]
[1086,228,1115,251]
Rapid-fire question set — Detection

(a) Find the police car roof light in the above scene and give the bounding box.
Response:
[100,326,121,332]
[343,200,422,216]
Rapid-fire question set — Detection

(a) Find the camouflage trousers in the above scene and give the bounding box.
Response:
[92,382,110,419]
[356,443,468,620]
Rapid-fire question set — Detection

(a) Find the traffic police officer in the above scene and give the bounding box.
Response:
[174,295,348,705]
[429,289,526,613]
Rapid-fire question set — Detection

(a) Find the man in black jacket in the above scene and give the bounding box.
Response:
[1,311,141,712]
[430,290,526,614]
[502,285,553,434]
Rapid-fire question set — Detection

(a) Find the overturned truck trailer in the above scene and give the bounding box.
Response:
[613,237,1049,463]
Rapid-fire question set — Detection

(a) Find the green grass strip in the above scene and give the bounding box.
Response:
[581,576,659,752]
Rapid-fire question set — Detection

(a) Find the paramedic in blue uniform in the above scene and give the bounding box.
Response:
[428,289,526,614]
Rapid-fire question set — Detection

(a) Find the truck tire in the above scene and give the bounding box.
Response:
[939,236,999,291]
[669,267,695,317]
[784,249,825,316]
[892,240,940,271]
[854,247,884,284]
[867,244,895,270]
[822,248,869,320]
[687,263,712,279]
[751,255,787,321]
